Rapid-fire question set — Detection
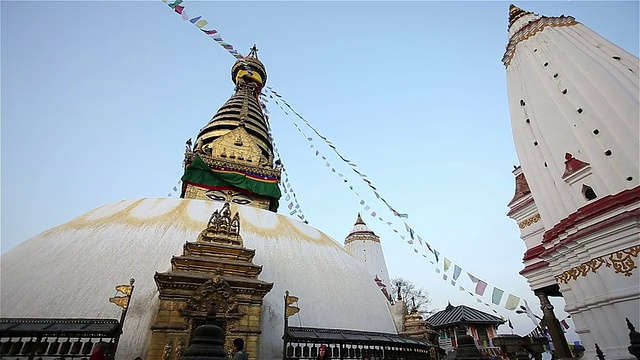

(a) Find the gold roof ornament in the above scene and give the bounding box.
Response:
[197,201,243,246]
[190,45,275,168]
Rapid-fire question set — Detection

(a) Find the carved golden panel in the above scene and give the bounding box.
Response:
[518,213,541,229]
[206,127,264,165]
[555,245,640,284]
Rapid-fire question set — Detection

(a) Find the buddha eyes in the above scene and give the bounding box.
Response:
[205,192,226,201]
[205,190,253,205]
[232,197,252,205]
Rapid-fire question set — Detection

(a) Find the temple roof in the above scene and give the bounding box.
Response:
[426,304,505,328]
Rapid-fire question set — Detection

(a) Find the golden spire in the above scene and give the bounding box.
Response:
[181,46,282,212]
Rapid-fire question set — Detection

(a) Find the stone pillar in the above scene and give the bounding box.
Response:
[536,292,572,359]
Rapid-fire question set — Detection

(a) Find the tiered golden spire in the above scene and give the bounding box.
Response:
[181,46,282,211]
[193,45,273,166]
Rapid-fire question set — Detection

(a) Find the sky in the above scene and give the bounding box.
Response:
[2,0,639,339]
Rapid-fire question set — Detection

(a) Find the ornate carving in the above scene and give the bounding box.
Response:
[555,245,640,283]
[184,152,281,177]
[186,276,239,315]
[519,214,541,229]
[609,247,640,276]
[174,339,185,360]
[197,202,242,246]
[208,127,264,166]
[162,342,172,360]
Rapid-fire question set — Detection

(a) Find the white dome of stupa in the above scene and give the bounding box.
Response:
[0,197,397,359]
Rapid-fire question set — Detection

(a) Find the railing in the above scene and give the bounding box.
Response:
[0,318,121,360]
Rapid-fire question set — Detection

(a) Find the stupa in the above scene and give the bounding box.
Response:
[0,47,398,359]
[504,5,639,359]
[344,213,392,301]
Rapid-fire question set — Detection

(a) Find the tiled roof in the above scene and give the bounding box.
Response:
[426,304,505,328]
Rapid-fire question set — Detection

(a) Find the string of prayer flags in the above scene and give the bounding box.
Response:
[162,0,243,59]
[258,95,308,223]
[167,179,182,197]
[162,0,542,326]
[265,86,410,222]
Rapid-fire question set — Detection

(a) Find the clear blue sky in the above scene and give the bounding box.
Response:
[2,1,638,336]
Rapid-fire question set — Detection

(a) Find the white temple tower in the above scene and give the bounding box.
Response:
[345,214,392,301]
[504,5,639,359]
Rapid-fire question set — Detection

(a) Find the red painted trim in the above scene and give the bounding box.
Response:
[519,261,549,275]
[542,186,640,243]
[523,244,546,261]
[540,208,640,258]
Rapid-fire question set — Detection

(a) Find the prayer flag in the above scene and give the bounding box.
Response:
[109,296,129,309]
[508,318,514,329]
[504,294,521,310]
[444,258,452,272]
[189,16,202,23]
[523,300,539,326]
[475,280,488,296]
[561,319,570,329]
[453,265,462,280]
[492,287,505,305]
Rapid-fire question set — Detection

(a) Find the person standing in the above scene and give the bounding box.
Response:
[316,344,332,360]
[232,338,249,360]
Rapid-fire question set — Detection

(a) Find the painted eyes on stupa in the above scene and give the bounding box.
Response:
[205,192,227,202]
[205,190,253,205]
[231,195,252,205]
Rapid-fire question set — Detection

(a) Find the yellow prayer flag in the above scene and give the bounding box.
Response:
[504,294,521,311]
[115,285,132,295]
[195,19,208,28]
[286,295,298,305]
[443,258,451,272]
[109,296,129,309]
[286,306,300,318]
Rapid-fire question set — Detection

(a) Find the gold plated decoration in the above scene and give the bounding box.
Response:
[150,201,273,360]
[555,245,640,284]
[196,202,242,246]
[186,276,239,315]
[518,214,541,229]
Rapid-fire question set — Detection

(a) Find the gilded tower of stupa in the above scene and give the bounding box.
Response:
[181,46,281,212]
